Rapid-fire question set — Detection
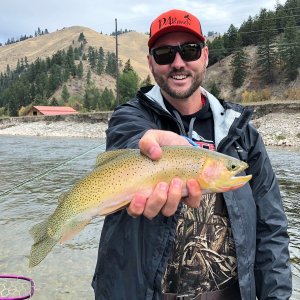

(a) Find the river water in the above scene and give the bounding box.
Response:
[0,136,299,299]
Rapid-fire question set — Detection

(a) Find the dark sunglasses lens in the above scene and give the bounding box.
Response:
[152,43,203,65]
[181,44,202,61]
[153,47,176,65]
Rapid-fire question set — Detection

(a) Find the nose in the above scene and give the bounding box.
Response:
[170,52,186,68]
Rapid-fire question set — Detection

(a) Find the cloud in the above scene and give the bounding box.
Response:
[0,0,282,44]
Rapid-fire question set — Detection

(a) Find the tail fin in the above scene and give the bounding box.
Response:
[29,220,57,267]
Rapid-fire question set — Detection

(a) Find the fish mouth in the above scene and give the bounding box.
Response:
[231,161,250,176]
[226,163,252,191]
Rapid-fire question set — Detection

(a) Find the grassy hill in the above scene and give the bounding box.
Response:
[0,26,151,80]
[0,25,299,103]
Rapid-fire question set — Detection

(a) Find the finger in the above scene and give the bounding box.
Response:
[139,130,191,160]
[143,182,169,219]
[127,193,147,217]
[183,179,202,208]
[161,178,183,217]
[139,130,162,160]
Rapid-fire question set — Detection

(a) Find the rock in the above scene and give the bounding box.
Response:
[0,111,299,148]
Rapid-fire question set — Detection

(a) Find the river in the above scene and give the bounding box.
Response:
[0,136,299,299]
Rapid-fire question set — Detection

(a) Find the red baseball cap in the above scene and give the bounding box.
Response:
[148,9,205,48]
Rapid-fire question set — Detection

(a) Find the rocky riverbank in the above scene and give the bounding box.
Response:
[252,112,300,147]
[0,111,299,147]
[0,120,107,138]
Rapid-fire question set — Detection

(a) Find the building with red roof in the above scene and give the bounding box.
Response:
[26,106,78,116]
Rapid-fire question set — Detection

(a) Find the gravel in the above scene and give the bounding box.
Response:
[0,113,299,147]
[252,113,300,147]
[0,121,107,139]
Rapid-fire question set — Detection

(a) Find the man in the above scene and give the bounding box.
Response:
[92,9,292,300]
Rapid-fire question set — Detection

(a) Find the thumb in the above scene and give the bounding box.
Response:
[139,130,162,160]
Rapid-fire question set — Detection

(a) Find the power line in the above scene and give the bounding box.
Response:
[260,14,300,21]
[239,25,300,34]
[213,25,300,37]
[208,42,299,54]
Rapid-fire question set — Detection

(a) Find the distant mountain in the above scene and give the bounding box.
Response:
[0,25,299,104]
[0,26,150,80]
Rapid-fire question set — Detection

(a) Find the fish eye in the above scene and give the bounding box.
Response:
[228,163,238,171]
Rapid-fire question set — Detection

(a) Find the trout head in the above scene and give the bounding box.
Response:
[198,156,252,193]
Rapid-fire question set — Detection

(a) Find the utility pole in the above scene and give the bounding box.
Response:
[115,18,119,105]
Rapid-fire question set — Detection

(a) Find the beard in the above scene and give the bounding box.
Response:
[152,65,206,100]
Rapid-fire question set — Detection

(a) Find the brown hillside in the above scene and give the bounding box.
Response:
[204,46,300,102]
[0,26,299,102]
[0,26,151,80]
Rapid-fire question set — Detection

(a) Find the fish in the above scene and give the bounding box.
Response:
[29,146,252,267]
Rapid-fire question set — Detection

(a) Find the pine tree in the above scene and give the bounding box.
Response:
[278,14,300,81]
[35,72,48,101]
[66,46,76,77]
[119,66,140,104]
[274,2,286,33]
[88,47,97,70]
[207,37,227,65]
[86,69,92,84]
[256,9,278,84]
[77,61,84,78]
[105,52,117,78]
[96,47,105,75]
[230,35,248,88]
[48,64,63,95]
[78,32,87,43]
[49,97,59,106]
[61,84,70,103]
[123,59,134,73]
[239,17,254,46]
[140,75,152,87]
[74,48,80,60]
[223,24,238,54]
[208,81,221,98]
[100,87,115,110]
[84,82,101,110]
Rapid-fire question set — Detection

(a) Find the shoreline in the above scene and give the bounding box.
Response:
[0,120,107,139]
[0,112,299,148]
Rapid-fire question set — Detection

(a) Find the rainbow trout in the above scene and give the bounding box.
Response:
[29,146,252,267]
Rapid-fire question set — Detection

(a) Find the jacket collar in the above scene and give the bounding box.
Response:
[144,85,244,148]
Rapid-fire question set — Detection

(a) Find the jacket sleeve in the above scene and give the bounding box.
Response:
[106,99,160,151]
[246,125,292,299]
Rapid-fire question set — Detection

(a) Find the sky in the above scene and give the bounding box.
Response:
[0,0,284,44]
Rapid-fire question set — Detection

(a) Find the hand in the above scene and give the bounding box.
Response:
[127,129,202,219]
[138,129,191,160]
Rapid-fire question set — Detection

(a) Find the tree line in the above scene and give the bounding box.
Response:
[0,0,299,116]
[207,0,300,89]
[0,27,50,47]
[0,32,151,116]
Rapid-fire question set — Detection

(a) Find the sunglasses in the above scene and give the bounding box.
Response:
[150,42,204,65]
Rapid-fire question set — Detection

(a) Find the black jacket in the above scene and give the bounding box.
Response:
[92,85,292,300]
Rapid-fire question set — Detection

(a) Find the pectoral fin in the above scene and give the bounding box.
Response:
[99,199,131,216]
[60,218,92,244]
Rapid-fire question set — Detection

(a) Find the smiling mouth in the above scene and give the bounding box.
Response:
[171,74,188,80]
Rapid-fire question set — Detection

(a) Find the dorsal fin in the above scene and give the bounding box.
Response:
[95,149,135,168]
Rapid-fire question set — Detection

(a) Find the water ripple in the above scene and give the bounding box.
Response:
[0,137,299,298]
